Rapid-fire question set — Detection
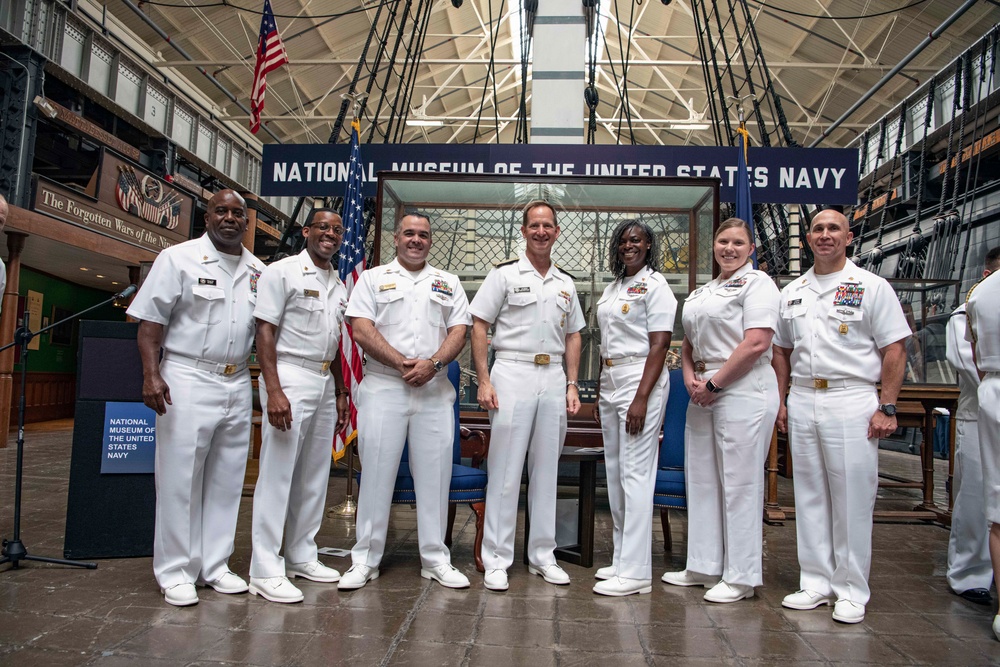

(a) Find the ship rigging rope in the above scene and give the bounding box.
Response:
[473,0,505,143]
[612,0,637,144]
[854,118,886,262]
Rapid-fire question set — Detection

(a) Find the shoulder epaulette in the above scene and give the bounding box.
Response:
[966,278,985,304]
[495,258,518,267]
[555,265,577,280]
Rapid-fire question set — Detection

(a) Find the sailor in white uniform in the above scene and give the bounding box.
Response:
[339,212,471,591]
[772,209,910,625]
[592,220,675,597]
[248,209,350,603]
[128,189,263,607]
[471,200,586,592]
[964,250,1000,641]
[944,248,1000,607]
[661,218,780,603]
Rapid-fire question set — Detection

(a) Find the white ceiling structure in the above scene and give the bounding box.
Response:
[107,0,1000,152]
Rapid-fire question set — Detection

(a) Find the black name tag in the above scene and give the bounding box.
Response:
[198,278,217,286]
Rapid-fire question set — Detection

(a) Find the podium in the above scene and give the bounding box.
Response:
[63,321,154,559]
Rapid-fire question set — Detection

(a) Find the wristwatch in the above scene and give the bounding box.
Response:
[878,403,897,417]
[566,380,579,389]
[705,379,723,393]
[431,357,444,373]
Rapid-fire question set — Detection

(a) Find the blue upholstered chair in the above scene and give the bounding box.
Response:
[356,362,489,571]
[653,368,689,551]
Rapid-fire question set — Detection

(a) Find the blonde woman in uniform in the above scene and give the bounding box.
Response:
[662,217,780,603]
[592,220,677,596]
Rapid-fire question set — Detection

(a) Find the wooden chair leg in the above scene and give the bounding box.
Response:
[470,501,486,573]
[445,504,457,548]
[661,508,672,551]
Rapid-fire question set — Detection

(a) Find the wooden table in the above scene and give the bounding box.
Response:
[764,383,959,523]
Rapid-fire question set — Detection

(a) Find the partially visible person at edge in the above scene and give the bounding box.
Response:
[661,217,780,604]
[127,189,263,606]
[963,246,1000,641]
[772,209,909,625]
[470,200,585,592]
[591,220,676,597]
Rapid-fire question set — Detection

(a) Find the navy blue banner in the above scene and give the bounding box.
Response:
[261,144,859,204]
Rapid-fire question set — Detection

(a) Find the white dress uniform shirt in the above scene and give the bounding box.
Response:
[347,258,470,358]
[345,258,471,571]
[597,266,676,358]
[681,263,780,588]
[966,270,1000,523]
[249,250,348,580]
[596,266,676,581]
[470,254,586,574]
[126,234,263,590]
[944,301,993,593]
[470,254,586,356]
[773,258,910,606]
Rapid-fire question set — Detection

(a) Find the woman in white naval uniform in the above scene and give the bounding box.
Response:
[592,221,676,597]
[662,217,780,603]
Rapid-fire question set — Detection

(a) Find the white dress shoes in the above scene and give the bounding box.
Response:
[704,581,754,603]
[286,560,341,583]
[161,583,199,607]
[421,563,470,589]
[660,570,719,588]
[595,565,615,580]
[593,577,652,597]
[338,564,379,590]
[198,571,248,594]
[528,563,570,585]
[832,599,865,624]
[484,569,509,591]
[249,576,304,603]
[782,589,835,610]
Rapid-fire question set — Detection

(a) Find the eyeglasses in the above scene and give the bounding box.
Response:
[307,223,345,235]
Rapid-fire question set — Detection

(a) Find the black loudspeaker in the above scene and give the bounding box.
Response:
[63,321,155,559]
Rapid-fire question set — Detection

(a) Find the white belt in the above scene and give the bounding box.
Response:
[278,354,334,375]
[692,358,768,373]
[791,377,874,390]
[162,351,247,376]
[495,351,563,365]
[364,360,402,377]
[603,355,646,368]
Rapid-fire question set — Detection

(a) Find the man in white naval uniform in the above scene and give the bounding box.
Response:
[128,189,264,606]
[965,254,1000,641]
[248,209,350,603]
[339,212,471,590]
[944,247,1000,607]
[773,208,910,624]
[471,200,586,592]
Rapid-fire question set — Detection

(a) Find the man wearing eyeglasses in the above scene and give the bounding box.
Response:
[128,189,264,607]
[248,208,351,603]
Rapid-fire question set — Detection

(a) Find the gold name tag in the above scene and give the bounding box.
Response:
[379,283,396,292]
[304,289,320,298]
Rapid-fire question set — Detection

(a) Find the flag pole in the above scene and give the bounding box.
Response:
[328,92,368,519]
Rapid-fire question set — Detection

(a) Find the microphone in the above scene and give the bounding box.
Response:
[115,284,138,300]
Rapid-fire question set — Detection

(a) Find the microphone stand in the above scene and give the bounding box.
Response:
[0,285,136,571]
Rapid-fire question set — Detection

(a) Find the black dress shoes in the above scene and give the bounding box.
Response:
[957,588,993,605]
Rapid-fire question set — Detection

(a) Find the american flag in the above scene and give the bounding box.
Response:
[735,122,757,268]
[249,0,288,135]
[335,118,368,457]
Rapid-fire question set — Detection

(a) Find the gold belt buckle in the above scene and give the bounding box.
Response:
[224,364,238,375]
[321,360,331,372]
[604,359,614,367]
[814,378,828,389]
[533,354,550,365]
[694,360,706,373]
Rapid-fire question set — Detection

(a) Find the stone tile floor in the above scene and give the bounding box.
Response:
[1,420,998,665]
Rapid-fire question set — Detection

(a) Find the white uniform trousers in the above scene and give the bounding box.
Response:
[153,361,251,589]
[598,361,669,580]
[351,370,455,569]
[250,363,338,578]
[979,374,1000,524]
[787,384,878,605]
[685,365,778,587]
[947,418,993,592]
[481,360,566,572]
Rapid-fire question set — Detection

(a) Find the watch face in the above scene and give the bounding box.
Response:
[880,404,896,416]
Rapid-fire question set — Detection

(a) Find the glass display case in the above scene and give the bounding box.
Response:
[372,172,721,397]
